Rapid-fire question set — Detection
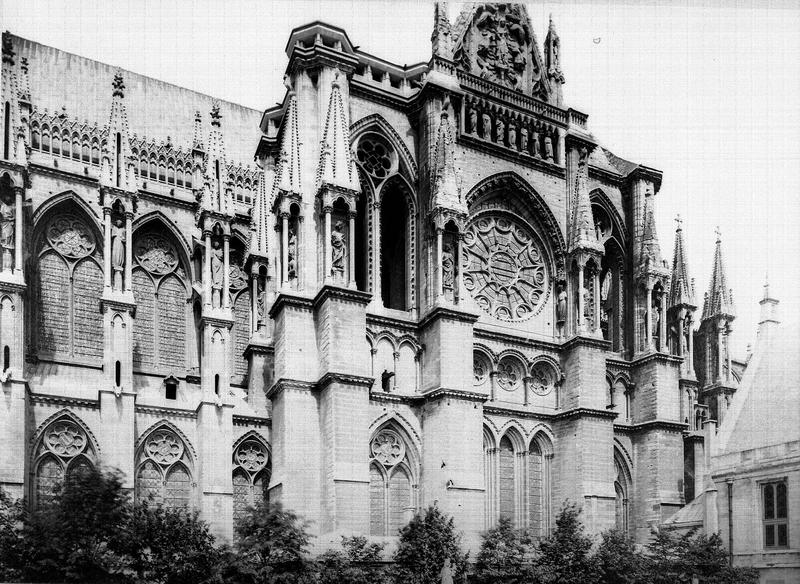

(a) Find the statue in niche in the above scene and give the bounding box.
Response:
[287,227,297,280]
[110,214,126,290]
[520,127,529,154]
[508,124,517,150]
[481,112,492,141]
[256,277,267,330]
[210,238,224,307]
[495,117,505,145]
[583,284,591,324]
[594,215,610,243]
[600,270,612,339]
[683,316,691,355]
[544,134,554,161]
[652,294,662,349]
[468,107,478,135]
[331,220,345,274]
[442,243,455,291]
[532,128,541,157]
[0,189,14,271]
[556,282,567,324]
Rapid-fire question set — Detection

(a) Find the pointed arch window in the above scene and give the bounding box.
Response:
[35,213,104,362]
[232,438,270,526]
[228,243,251,382]
[528,435,553,537]
[131,230,189,372]
[32,416,96,508]
[614,452,632,535]
[136,427,194,509]
[369,427,417,536]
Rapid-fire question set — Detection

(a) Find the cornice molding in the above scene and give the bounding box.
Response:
[317,371,374,390]
[232,414,271,427]
[562,335,612,352]
[268,292,314,318]
[473,326,561,353]
[28,392,99,409]
[419,305,479,329]
[135,404,198,419]
[631,351,683,368]
[313,285,372,311]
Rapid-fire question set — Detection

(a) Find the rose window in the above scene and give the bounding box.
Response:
[371,430,405,467]
[462,215,549,321]
[145,430,184,465]
[496,358,523,392]
[46,216,95,258]
[44,421,87,457]
[235,441,268,473]
[530,362,556,396]
[473,352,490,386]
[356,137,394,181]
[135,234,179,275]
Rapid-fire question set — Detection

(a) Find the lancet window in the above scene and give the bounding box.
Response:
[135,426,194,509]
[229,242,251,381]
[35,211,104,362]
[232,437,270,526]
[369,427,417,536]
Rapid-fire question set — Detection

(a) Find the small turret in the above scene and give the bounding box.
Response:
[100,69,137,192]
[431,2,453,60]
[544,14,564,106]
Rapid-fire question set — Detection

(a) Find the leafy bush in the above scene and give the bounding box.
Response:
[474,516,535,584]
[317,535,389,584]
[532,502,599,584]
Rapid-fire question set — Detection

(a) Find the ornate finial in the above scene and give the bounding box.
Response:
[2,35,14,65]
[675,214,683,230]
[210,100,221,127]
[112,69,125,98]
[715,226,721,242]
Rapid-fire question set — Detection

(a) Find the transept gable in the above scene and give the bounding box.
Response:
[452,3,550,102]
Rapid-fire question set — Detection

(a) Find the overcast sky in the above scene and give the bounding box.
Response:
[3,0,799,357]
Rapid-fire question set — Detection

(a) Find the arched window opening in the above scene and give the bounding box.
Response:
[215,160,221,198]
[380,180,409,310]
[35,211,104,362]
[614,453,631,535]
[229,242,251,382]
[32,416,96,508]
[592,200,625,353]
[528,434,553,537]
[3,345,9,371]
[115,360,121,387]
[214,374,220,395]
[369,427,417,536]
[354,182,369,292]
[72,137,80,160]
[91,142,99,165]
[31,126,40,149]
[3,102,10,159]
[498,435,517,524]
[81,142,90,162]
[232,438,270,530]
[652,283,665,352]
[41,128,50,152]
[61,135,69,158]
[158,159,166,183]
[135,426,193,509]
[483,428,496,528]
[165,378,177,400]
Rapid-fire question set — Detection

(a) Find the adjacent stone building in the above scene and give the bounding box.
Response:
[0,4,733,552]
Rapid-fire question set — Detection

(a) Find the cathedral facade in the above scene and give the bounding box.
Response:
[0,4,722,551]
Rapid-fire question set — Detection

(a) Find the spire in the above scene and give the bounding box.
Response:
[202,99,232,215]
[274,79,302,198]
[1,33,25,166]
[250,169,269,259]
[192,110,204,152]
[568,146,603,254]
[639,190,665,271]
[100,68,137,191]
[18,57,30,104]
[431,2,453,59]
[758,273,779,326]
[317,71,360,193]
[430,97,465,216]
[544,14,565,106]
[701,228,735,320]
[669,214,695,307]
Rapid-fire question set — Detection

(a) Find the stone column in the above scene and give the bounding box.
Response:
[103,208,112,289]
[659,291,667,351]
[677,311,685,357]
[489,370,497,402]
[372,202,381,301]
[222,235,230,309]
[297,216,304,290]
[203,231,211,306]
[348,212,356,288]
[323,206,332,281]
[250,273,258,334]
[523,375,532,405]
[645,284,654,350]
[12,187,22,277]
[725,328,732,382]
[455,232,463,303]
[716,324,724,381]
[576,261,585,333]
[686,316,694,375]
[281,213,289,286]
[435,227,443,300]
[125,212,133,292]
[592,266,601,334]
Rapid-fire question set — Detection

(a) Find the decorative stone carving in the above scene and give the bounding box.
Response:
[144,430,184,465]
[110,215,125,290]
[135,234,178,275]
[235,440,268,472]
[0,189,14,270]
[228,250,247,290]
[530,362,556,396]
[556,282,567,325]
[47,216,96,259]
[442,243,454,291]
[496,358,523,391]
[43,420,87,457]
[463,214,549,321]
[331,220,345,274]
[356,136,394,181]
[371,430,405,467]
[481,112,492,141]
[287,227,297,280]
[473,352,490,386]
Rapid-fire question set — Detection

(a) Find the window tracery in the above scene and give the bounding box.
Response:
[232,438,270,526]
[473,351,491,386]
[135,426,193,509]
[369,427,416,536]
[32,416,96,508]
[356,136,396,182]
[463,214,549,321]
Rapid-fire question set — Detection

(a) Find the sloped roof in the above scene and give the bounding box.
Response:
[663,492,705,527]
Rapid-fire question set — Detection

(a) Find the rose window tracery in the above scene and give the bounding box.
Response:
[473,352,490,386]
[371,430,405,467]
[42,420,87,457]
[46,216,95,258]
[463,214,549,321]
[496,358,523,391]
[135,234,179,275]
[356,137,395,181]
[530,362,556,396]
[144,430,184,465]
[235,440,268,473]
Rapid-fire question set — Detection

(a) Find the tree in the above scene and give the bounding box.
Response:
[595,529,645,584]
[533,502,599,584]
[233,500,315,584]
[474,516,535,584]
[317,535,389,584]
[393,505,469,584]
[125,502,225,584]
[0,488,23,582]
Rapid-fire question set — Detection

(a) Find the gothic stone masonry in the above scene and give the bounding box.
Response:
[0,4,718,552]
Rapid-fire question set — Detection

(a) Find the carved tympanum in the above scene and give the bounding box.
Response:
[463,214,549,321]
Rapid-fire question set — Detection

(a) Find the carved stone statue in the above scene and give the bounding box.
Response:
[440,557,453,584]
[468,107,478,135]
[257,278,267,330]
[331,220,345,274]
[210,239,224,307]
[652,295,662,348]
[381,369,395,392]
[470,4,529,90]
[495,117,505,145]
[556,282,567,324]
[520,127,529,154]
[532,128,541,157]
[442,243,454,291]
[287,228,297,280]
[508,123,517,150]
[0,190,14,271]
[544,134,554,161]
[481,112,492,141]
[110,215,126,290]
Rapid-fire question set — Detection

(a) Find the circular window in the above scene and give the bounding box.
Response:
[356,136,395,180]
[473,352,490,386]
[462,214,550,321]
[496,357,523,392]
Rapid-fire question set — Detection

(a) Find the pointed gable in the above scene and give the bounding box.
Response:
[317,71,359,193]
[249,169,269,258]
[430,98,465,216]
[639,190,666,271]
[452,3,550,101]
[100,69,137,191]
[702,230,735,320]
[669,216,695,308]
[568,146,602,254]
[273,85,302,201]
[431,2,454,59]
